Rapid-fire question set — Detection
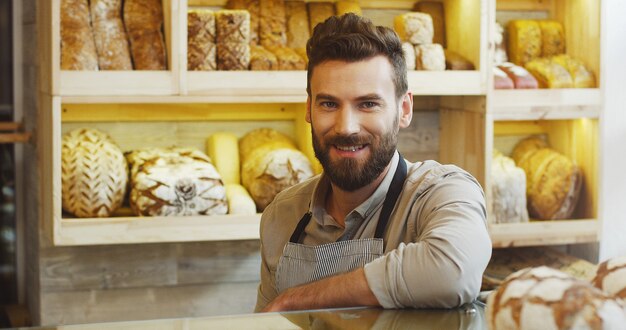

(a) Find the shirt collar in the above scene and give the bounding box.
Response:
[309,151,400,226]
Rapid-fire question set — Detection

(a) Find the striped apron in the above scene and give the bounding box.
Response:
[275,157,407,293]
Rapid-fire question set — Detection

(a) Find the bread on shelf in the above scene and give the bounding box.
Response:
[402,42,416,70]
[225,183,257,215]
[394,12,434,45]
[498,62,538,89]
[525,58,573,88]
[592,256,626,300]
[415,44,445,71]
[551,55,595,88]
[226,0,260,45]
[308,2,335,34]
[250,45,278,70]
[491,150,529,224]
[60,0,98,70]
[216,10,251,70]
[90,0,133,70]
[538,20,565,57]
[413,1,445,47]
[493,67,514,89]
[188,9,217,71]
[507,20,541,66]
[123,0,167,70]
[285,1,310,50]
[259,0,287,48]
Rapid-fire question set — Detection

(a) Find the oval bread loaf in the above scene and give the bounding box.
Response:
[592,256,626,301]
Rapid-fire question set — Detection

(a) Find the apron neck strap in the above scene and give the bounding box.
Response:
[289,153,407,243]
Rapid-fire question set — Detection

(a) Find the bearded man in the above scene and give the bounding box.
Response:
[255,13,491,312]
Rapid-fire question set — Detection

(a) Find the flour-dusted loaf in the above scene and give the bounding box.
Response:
[123,0,167,70]
[61,128,127,218]
[250,45,278,70]
[259,0,287,48]
[239,128,313,210]
[188,9,217,71]
[285,1,310,50]
[491,150,529,224]
[414,1,445,46]
[90,0,132,70]
[226,0,260,45]
[538,20,565,57]
[507,20,541,66]
[525,57,573,88]
[494,67,514,89]
[394,12,434,45]
[336,1,362,16]
[126,147,227,217]
[402,42,416,70]
[486,267,626,330]
[551,55,595,88]
[512,137,582,220]
[498,62,538,89]
[268,46,306,70]
[415,44,445,71]
[592,256,626,300]
[60,0,98,70]
[308,2,335,34]
[216,10,251,70]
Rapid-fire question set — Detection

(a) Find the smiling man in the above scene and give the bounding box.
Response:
[255,13,491,312]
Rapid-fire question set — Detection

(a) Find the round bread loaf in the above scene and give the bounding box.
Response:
[511,136,547,164]
[61,128,128,217]
[592,256,626,301]
[486,266,626,330]
[239,128,295,162]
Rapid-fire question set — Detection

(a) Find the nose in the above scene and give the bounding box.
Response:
[334,107,360,136]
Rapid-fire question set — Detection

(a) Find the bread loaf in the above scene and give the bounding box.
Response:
[486,267,626,330]
[123,0,167,70]
[498,62,538,89]
[511,136,547,164]
[415,44,445,71]
[206,132,240,184]
[126,147,227,217]
[507,20,541,66]
[414,1,445,46]
[62,128,127,217]
[444,49,475,70]
[394,12,434,45]
[285,1,310,50]
[308,2,335,34]
[239,128,295,161]
[551,55,595,88]
[250,45,278,70]
[216,10,251,70]
[60,0,98,70]
[525,58,573,88]
[592,256,626,300]
[268,46,306,70]
[538,20,565,57]
[90,0,132,70]
[402,42,416,70]
[259,0,287,48]
[188,9,217,71]
[494,67,514,89]
[336,1,362,16]
[491,150,529,224]
[226,0,260,45]
[225,183,257,215]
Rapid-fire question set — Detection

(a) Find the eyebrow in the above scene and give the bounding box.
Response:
[315,93,385,102]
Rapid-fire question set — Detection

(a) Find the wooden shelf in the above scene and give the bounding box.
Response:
[489,219,600,248]
[491,89,602,120]
[59,71,178,96]
[55,214,261,246]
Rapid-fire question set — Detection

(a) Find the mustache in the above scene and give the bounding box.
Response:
[324,134,372,146]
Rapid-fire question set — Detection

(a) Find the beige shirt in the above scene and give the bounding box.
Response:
[255,153,492,311]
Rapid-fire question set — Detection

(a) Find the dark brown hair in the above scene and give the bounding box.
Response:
[306,13,408,100]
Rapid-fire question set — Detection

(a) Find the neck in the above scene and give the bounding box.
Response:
[326,160,393,227]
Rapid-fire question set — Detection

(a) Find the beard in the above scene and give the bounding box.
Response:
[312,117,399,192]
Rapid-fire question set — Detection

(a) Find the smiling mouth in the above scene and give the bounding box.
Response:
[335,144,366,152]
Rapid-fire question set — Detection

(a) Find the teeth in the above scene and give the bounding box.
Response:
[336,145,364,152]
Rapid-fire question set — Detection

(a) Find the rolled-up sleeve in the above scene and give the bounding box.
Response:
[363,171,492,308]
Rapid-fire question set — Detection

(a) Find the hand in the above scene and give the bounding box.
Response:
[262,268,380,312]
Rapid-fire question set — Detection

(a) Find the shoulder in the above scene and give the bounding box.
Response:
[404,160,484,200]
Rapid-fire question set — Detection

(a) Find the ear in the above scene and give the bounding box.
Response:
[306,96,312,123]
[398,92,413,128]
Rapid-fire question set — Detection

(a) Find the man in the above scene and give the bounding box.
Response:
[255,13,491,312]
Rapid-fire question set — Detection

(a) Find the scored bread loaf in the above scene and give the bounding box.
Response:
[285,1,310,50]
[551,55,595,88]
[123,0,167,70]
[507,20,541,66]
[61,128,128,218]
[308,2,335,33]
[413,1,445,46]
[336,1,362,16]
[415,44,445,71]
[493,67,514,89]
[592,256,626,300]
[491,150,529,224]
[259,0,287,48]
[126,147,227,216]
[402,42,416,70]
[216,10,251,70]
[239,128,313,210]
[226,0,260,45]
[60,0,98,70]
[250,45,278,70]
[268,46,306,70]
[90,0,133,70]
[188,9,217,71]
[486,267,626,330]
[394,12,434,45]
[525,57,573,88]
[511,136,547,164]
[498,62,538,89]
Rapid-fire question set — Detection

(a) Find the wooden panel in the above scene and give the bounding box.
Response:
[187,72,308,97]
[37,0,55,94]
[407,71,484,95]
[490,219,600,247]
[444,0,485,70]
[496,0,552,11]
[39,95,60,245]
[398,111,440,163]
[491,89,602,120]
[40,282,259,325]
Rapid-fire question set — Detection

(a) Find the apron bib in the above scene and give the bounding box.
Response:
[276,156,407,293]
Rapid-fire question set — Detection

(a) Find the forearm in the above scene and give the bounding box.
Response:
[262,267,380,312]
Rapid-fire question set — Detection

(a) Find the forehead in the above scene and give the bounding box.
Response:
[310,56,395,98]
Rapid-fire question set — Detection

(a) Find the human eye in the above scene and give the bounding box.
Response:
[360,101,380,110]
[319,101,338,109]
